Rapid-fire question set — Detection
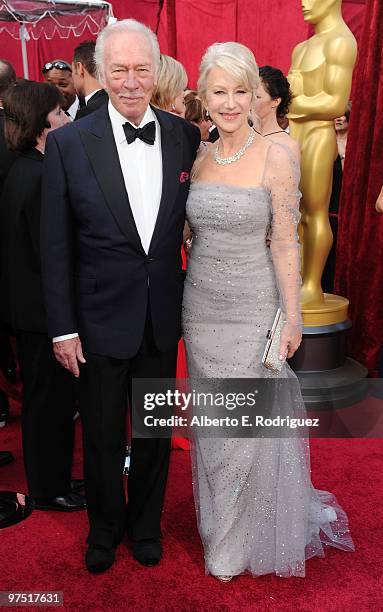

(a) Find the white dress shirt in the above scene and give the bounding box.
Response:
[109,101,162,253]
[67,96,80,121]
[85,89,102,104]
[53,102,162,343]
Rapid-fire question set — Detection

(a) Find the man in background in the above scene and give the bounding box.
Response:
[72,41,108,119]
[42,60,82,120]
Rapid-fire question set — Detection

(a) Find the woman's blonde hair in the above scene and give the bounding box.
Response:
[198,42,259,102]
[151,54,188,111]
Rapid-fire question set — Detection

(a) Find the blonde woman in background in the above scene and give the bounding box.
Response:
[152,54,190,452]
[151,54,187,118]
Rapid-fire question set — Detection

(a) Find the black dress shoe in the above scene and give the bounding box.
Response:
[85,545,116,574]
[70,479,85,492]
[0,450,14,467]
[133,539,162,567]
[33,492,86,511]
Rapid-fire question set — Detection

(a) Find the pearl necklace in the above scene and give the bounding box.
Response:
[214,129,255,165]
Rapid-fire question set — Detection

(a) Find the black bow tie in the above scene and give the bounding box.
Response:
[123,121,156,145]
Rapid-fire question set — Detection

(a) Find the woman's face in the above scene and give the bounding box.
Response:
[253,81,280,121]
[205,67,252,134]
[46,105,71,131]
[334,115,349,132]
[171,90,186,118]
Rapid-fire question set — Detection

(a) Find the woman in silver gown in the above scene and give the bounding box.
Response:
[182,42,354,581]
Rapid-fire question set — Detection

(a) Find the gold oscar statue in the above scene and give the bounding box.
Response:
[288,0,357,325]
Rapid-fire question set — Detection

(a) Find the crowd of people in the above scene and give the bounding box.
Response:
[0,17,360,579]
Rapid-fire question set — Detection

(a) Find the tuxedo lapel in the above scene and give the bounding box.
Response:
[79,106,145,254]
[149,107,182,253]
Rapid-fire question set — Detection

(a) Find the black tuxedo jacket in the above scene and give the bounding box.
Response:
[0,149,46,332]
[75,89,109,120]
[41,104,200,359]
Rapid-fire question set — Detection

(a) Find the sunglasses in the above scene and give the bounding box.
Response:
[42,60,72,74]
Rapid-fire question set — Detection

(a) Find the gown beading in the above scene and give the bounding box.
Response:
[182,143,354,578]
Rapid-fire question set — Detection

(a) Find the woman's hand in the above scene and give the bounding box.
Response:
[375,186,383,213]
[279,321,302,361]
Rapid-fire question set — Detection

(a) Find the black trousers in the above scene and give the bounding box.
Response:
[77,310,177,550]
[16,331,76,498]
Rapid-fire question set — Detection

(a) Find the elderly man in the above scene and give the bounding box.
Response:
[41,19,199,573]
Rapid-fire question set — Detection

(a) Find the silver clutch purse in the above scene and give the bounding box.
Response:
[261,308,285,373]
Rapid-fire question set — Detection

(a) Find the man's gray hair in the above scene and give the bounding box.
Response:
[95,19,160,82]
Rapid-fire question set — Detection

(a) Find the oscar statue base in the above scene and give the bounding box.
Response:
[301,293,349,327]
[288,318,368,411]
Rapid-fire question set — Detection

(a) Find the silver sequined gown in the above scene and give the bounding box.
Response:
[182,144,354,578]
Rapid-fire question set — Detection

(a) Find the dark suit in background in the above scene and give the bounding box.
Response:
[75,89,108,120]
[0,148,76,498]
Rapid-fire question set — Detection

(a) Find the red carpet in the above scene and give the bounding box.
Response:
[1,394,382,611]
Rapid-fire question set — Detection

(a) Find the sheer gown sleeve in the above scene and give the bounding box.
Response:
[263,143,303,341]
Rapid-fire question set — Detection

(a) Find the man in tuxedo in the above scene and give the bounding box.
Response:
[72,41,108,119]
[41,19,200,574]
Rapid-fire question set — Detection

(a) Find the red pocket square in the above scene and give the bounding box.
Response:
[179,171,189,183]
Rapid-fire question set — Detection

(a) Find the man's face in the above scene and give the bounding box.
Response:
[101,31,156,125]
[71,61,85,97]
[43,68,76,110]
[301,0,337,24]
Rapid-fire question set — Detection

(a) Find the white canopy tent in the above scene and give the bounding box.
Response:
[0,0,116,78]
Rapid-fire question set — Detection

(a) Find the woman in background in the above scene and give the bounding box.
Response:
[184,90,212,141]
[254,65,300,160]
[152,54,189,450]
[0,81,85,512]
[322,103,351,293]
[151,54,187,118]
[334,104,351,170]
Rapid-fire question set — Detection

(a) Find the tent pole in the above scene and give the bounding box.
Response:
[20,25,29,79]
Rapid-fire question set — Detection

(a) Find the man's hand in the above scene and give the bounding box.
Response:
[53,337,86,377]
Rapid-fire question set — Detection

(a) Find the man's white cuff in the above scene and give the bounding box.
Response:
[53,333,79,343]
